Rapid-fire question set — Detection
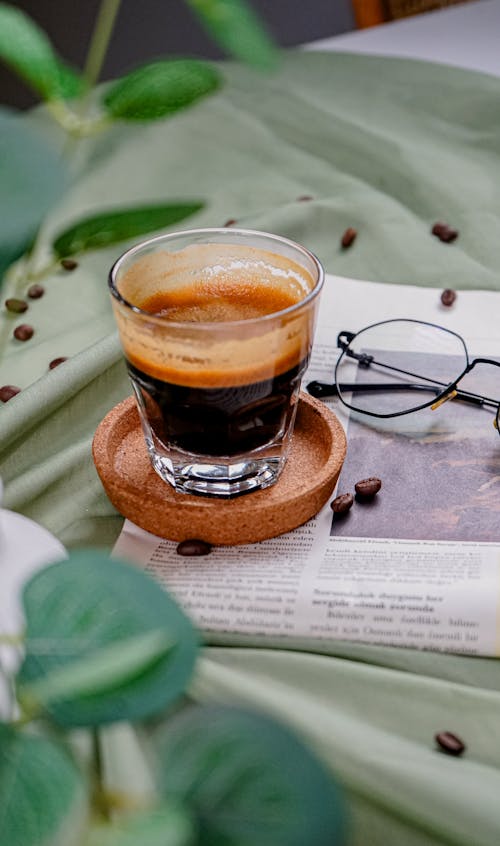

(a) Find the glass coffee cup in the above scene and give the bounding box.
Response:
[109,228,324,498]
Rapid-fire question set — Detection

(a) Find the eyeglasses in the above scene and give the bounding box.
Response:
[307,318,500,435]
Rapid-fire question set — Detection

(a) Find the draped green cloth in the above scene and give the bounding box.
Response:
[2,52,500,844]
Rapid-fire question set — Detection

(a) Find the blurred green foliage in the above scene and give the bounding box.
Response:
[0,551,346,846]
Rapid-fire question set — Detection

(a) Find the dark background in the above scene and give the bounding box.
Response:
[1,0,355,110]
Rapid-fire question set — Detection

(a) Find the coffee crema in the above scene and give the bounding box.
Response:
[139,276,300,323]
[115,243,315,389]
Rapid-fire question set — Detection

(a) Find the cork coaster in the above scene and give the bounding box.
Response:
[92,393,346,545]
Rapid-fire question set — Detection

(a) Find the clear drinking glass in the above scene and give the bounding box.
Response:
[109,228,324,498]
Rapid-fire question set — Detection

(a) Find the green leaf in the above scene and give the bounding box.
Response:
[52,202,204,258]
[21,629,176,709]
[17,551,199,727]
[186,0,277,70]
[103,59,221,121]
[0,3,83,100]
[156,706,347,846]
[0,722,87,846]
[86,805,195,846]
[0,108,68,285]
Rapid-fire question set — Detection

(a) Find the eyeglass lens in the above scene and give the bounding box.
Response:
[335,320,469,417]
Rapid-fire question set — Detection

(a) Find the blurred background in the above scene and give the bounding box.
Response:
[1,0,356,110]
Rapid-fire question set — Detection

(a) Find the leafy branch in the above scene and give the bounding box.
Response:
[0,0,277,371]
[0,551,346,845]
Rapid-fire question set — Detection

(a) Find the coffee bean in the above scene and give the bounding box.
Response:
[61,258,78,271]
[431,222,459,243]
[297,195,313,202]
[435,731,465,756]
[5,298,28,313]
[49,356,68,369]
[27,284,45,299]
[331,492,354,514]
[440,288,457,307]
[341,227,357,248]
[13,324,34,341]
[223,219,237,227]
[355,477,382,498]
[0,385,21,402]
[176,538,212,556]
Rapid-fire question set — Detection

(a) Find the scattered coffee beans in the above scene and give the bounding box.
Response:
[431,222,458,243]
[49,356,68,369]
[440,288,457,307]
[0,384,21,402]
[355,477,382,498]
[341,227,357,248]
[176,538,212,556]
[223,219,237,227]
[331,492,354,514]
[435,731,465,756]
[5,298,28,313]
[61,258,78,271]
[13,323,34,341]
[27,283,45,299]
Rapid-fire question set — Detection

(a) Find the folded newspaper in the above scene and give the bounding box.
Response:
[113,274,500,656]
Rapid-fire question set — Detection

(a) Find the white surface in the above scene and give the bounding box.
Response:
[0,508,66,717]
[307,0,500,78]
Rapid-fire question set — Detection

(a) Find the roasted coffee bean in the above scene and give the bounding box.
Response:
[431,222,458,243]
[341,227,357,248]
[27,283,45,299]
[223,219,237,227]
[297,195,313,202]
[13,324,34,341]
[49,356,68,369]
[331,492,354,514]
[176,538,212,556]
[0,384,21,402]
[5,298,28,313]
[61,258,78,271]
[355,477,382,498]
[435,731,465,756]
[440,288,457,307]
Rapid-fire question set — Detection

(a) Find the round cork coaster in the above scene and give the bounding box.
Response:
[92,393,346,545]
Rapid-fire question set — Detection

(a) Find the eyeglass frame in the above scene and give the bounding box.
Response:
[307,318,500,432]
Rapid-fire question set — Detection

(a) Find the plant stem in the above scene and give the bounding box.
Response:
[0,633,25,647]
[58,0,121,159]
[83,0,122,92]
[92,729,111,820]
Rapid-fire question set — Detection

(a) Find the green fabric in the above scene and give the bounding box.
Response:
[2,51,500,844]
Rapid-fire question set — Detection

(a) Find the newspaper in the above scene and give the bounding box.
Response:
[113,274,500,656]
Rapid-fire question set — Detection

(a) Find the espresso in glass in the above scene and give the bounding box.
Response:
[110,229,324,498]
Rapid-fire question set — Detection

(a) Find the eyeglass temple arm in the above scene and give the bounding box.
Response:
[306,380,486,405]
[307,381,441,399]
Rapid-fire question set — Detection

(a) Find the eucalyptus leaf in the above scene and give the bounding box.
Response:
[103,59,221,121]
[0,722,87,846]
[186,0,277,70]
[0,3,83,100]
[0,108,68,285]
[21,628,176,710]
[86,804,195,846]
[53,202,204,258]
[17,551,199,727]
[156,706,346,846]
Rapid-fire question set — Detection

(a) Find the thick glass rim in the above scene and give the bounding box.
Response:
[108,227,324,330]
